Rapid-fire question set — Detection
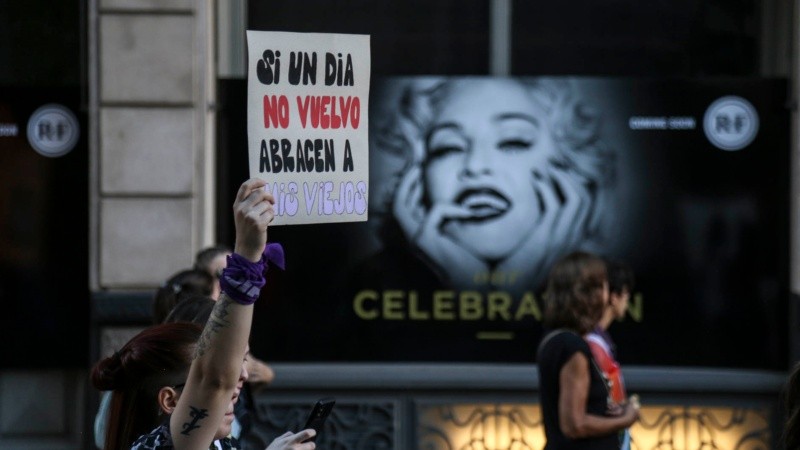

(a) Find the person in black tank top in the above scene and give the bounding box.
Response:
[537,252,639,450]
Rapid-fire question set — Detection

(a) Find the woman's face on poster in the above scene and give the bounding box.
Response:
[423,79,560,261]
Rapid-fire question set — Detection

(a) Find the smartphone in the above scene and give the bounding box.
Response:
[302,397,336,441]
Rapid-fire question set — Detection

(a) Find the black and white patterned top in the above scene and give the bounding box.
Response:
[131,424,240,450]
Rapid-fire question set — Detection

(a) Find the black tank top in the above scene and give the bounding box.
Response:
[537,329,619,450]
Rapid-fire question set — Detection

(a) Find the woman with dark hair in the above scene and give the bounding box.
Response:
[537,251,638,450]
[92,323,205,449]
[92,178,314,450]
[95,296,219,449]
[94,294,217,449]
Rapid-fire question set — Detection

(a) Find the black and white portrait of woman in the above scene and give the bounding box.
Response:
[366,77,620,295]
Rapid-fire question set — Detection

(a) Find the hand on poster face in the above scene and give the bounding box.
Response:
[497,165,592,289]
[394,165,487,286]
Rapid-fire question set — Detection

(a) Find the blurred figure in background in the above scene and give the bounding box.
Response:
[537,251,639,450]
[194,245,231,300]
[585,258,635,450]
[164,294,215,325]
[151,269,214,324]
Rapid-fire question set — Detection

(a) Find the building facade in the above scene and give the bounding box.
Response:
[0,0,798,449]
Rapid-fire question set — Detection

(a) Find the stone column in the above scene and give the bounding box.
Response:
[89,0,215,293]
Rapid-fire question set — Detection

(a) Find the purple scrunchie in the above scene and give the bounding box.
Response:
[219,243,285,305]
[263,242,285,270]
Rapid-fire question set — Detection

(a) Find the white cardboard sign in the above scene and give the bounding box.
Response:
[246,31,371,225]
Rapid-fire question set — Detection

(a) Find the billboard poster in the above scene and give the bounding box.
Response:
[246,76,789,369]
[246,30,371,225]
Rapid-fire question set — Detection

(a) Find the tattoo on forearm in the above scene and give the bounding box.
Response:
[194,296,234,358]
[180,406,209,436]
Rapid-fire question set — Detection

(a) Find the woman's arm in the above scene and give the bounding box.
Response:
[171,178,273,450]
[558,351,638,439]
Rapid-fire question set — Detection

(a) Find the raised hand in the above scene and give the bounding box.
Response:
[233,178,276,262]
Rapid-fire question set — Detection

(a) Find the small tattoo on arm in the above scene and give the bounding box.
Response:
[180,406,209,436]
[193,296,233,359]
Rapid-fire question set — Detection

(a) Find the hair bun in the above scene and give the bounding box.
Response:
[90,350,127,391]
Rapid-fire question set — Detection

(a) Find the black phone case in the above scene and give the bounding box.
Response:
[303,397,336,441]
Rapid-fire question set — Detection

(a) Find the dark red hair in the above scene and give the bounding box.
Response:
[91,322,202,450]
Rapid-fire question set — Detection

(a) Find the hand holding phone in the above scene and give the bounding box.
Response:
[302,398,335,442]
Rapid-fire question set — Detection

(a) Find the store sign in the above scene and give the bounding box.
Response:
[703,96,760,151]
[26,103,80,157]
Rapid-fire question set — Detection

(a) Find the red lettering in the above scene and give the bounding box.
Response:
[321,96,331,129]
[351,97,360,129]
[339,97,351,128]
[298,96,361,129]
[310,96,321,128]
[263,95,289,128]
[296,96,310,128]
[330,96,341,129]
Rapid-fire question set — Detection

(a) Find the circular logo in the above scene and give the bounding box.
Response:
[26,104,80,157]
[703,96,759,151]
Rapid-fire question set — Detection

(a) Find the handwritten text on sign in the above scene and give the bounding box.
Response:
[246,31,370,225]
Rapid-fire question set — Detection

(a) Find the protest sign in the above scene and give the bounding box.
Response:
[246,31,370,225]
